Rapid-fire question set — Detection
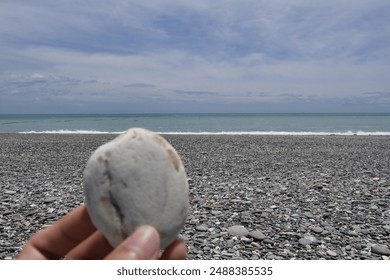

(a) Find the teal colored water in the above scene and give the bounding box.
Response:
[0,113,390,135]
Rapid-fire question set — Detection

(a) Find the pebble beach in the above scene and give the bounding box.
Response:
[1,133,390,260]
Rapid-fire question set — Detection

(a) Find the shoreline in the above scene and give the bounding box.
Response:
[1,134,389,259]
[12,131,390,136]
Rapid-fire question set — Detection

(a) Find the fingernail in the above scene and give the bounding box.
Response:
[123,225,160,259]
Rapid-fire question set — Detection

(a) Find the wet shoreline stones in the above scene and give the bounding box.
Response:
[1,134,390,260]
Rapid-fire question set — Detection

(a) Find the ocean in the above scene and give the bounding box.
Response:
[0,113,390,135]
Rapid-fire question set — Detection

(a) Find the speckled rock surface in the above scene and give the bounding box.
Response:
[83,128,189,249]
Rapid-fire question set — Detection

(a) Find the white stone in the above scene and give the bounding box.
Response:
[326,250,338,257]
[83,128,189,249]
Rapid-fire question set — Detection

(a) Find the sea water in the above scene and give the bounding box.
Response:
[0,113,390,135]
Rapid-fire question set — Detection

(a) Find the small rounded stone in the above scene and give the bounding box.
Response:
[249,230,267,241]
[83,128,189,249]
[228,225,249,237]
[371,245,390,256]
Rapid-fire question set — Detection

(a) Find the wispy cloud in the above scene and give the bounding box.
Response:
[174,90,222,97]
[363,91,390,98]
[124,83,156,88]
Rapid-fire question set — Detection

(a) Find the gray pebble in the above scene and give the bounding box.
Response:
[304,212,315,219]
[371,245,390,256]
[327,250,338,257]
[262,239,275,245]
[383,210,390,216]
[228,225,249,237]
[43,197,56,203]
[240,237,252,243]
[370,205,379,210]
[11,214,23,221]
[298,238,311,246]
[196,224,209,232]
[299,236,318,246]
[249,230,267,241]
[4,190,16,195]
[347,230,359,236]
[310,226,323,234]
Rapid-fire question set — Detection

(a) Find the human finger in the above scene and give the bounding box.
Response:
[18,205,96,259]
[160,239,187,260]
[64,230,113,260]
[104,225,160,260]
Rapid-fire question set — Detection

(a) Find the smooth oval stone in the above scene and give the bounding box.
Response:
[371,245,390,256]
[249,230,267,241]
[228,225,249,237]
[298,235,318,246]
[83,128,189,249]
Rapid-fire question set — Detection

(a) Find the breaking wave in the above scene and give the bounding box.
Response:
[19,130,390,135]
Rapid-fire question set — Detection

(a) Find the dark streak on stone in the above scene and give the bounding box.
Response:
[167,149,180,172]
[108,189,127,240]
[153,134,168,147]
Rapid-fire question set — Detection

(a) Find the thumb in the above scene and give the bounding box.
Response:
[105,225,160,260]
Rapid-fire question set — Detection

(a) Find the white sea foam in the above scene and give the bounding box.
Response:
[19,130,125,134]
[161,131,390,135]
[19,130,390,135]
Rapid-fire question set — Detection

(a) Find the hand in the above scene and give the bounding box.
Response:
[17,205,186,260]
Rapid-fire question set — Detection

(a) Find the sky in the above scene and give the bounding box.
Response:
[1,0,390,114]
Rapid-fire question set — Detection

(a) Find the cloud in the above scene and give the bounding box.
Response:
[358,91,390,105]
[124,83,156,88]
[1,0,389,113]
[363,91,390,98]
[1,46,389,107]
[2,0,389,59]
[174,90,222,97]
[0,74,82,91]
